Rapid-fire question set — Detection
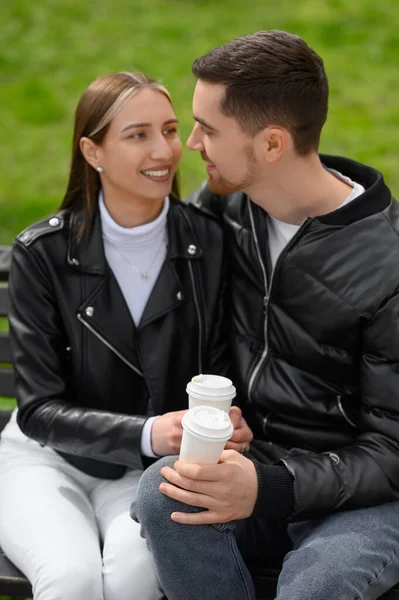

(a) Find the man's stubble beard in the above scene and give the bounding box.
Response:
[206,143,258,195]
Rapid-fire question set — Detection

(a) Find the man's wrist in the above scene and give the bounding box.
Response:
[251,460,294,519]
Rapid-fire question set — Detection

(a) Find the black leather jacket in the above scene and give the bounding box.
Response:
[188,155,399,519]
[9,200,227,479]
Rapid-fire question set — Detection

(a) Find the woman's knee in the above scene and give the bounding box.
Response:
[104,508,163,600]
[32,560,103,600]
[103,548,162,600]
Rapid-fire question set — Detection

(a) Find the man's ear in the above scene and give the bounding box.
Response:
[80,137,101,170]
[262,127,287,163]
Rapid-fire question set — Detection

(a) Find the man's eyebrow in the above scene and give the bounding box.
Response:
[193,115,218,132]
[121,118,179,133]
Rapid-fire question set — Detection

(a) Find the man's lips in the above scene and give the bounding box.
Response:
[202,156,216,173]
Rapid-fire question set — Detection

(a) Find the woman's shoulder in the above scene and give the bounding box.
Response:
[15,210,69,250]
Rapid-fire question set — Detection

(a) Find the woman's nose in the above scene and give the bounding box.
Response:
[151,137,174,160]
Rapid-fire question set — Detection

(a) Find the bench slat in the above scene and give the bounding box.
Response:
[0,410,11,431]
[0,548,32,597]
[0,369,15,398]
[0,283,8,316]
[0,247,11,283]
[0,333,12,363]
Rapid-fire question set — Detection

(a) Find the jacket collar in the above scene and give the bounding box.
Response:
[67,199,203,274]
[316,154,392,226]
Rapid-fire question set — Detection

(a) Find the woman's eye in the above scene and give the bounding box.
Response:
[164,127,178,136]
[129,132,145,139]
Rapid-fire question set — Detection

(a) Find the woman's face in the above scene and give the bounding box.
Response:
[96,88,182,204]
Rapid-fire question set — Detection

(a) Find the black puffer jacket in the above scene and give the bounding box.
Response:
[9,200,227,479]
[188,155,399,519]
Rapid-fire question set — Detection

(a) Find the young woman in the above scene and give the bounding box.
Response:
[0,71,251,600]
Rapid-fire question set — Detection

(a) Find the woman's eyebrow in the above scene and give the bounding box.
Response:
[121,118,179,133]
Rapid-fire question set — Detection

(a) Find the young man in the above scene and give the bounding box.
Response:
[134,31,399,600]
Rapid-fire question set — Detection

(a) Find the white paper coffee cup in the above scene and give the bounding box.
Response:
[179,405,234,464]
[186,374,236,413]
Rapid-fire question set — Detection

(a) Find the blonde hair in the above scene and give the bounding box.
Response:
[89,72,171,137]
[60,72,179,235]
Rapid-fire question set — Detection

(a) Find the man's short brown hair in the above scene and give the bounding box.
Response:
[192,30,328,155]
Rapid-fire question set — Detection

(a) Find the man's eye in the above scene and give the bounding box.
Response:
[200,125,212,136]
[129,132,145,139]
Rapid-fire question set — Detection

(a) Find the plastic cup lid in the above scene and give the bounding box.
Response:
[186,374,236,399]
[182,405,234,440]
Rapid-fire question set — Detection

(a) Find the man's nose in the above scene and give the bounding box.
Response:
[186,124,203,151]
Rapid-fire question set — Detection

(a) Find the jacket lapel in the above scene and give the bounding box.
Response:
[69,201,202,361]
[69,209,142,373]
[138,259,186,329]
[139,201,202,329]
[76,270,142,375]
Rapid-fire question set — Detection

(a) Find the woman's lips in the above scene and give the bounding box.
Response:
[141,168,171,182]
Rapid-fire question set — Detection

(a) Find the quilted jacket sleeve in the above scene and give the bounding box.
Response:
[282,291,399,519]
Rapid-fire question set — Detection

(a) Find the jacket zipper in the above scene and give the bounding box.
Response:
[247,200,270,401]
[77,313,144,377]
[188,261,203,373]
[246,199,311,401]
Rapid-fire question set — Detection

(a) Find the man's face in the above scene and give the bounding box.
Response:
[187,81,261,195]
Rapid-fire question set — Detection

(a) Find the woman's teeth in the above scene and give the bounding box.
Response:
[142,169,169,177]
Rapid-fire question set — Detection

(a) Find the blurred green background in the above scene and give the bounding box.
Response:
[1,0,398,245]
[0,0,398,597]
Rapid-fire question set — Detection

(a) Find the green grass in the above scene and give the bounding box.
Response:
[0,0,398,245]
[0,3,398,595]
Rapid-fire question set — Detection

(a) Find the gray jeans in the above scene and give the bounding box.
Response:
[133,456,399,600]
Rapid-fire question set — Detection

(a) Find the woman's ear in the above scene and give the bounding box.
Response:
[80,137,101,170]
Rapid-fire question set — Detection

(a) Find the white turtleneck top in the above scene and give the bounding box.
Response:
[99,191,169,458]
[100,191,170,326]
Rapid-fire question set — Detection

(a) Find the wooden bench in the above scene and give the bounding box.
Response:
[0,249,398,599]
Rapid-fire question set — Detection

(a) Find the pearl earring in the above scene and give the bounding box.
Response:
[96,166,103,173]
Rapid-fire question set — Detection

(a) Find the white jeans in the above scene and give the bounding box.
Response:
[0,411,163,600]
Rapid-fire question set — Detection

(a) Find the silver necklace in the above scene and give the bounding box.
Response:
[106,235,167,280]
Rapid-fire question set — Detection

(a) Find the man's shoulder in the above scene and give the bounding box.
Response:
[15,211,67,249]
[184,182,226,217]
[386,199,399,233]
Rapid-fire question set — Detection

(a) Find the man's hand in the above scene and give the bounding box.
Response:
[226,406,253,452]
[151,410,188,456]
[159,449,258,524]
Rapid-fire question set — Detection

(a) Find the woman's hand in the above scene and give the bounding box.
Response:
[151,410,188,456]
[225,406,253,453]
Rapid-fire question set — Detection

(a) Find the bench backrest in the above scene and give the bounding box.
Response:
[0,282,14,398]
